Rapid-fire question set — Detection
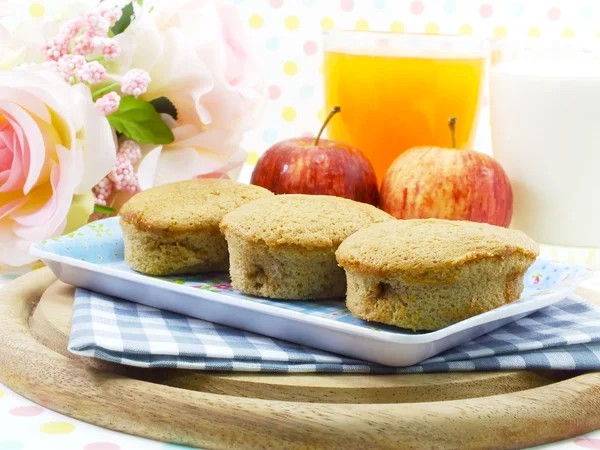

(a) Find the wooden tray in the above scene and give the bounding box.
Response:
[1,269,599,449]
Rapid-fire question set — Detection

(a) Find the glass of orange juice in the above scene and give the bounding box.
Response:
[323,31,489,184]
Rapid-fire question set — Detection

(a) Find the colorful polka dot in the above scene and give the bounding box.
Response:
[300,84,314,99]
[562,28,576,38]
[263,128,278,143]
[9,406,44,417]
[581,5,593,19]
[548,6,561,21]
[512,2,525,17]
[374,0,387,10]
[443,0,456,14]
[0,441,25,450]
[40,421,75,434]
[410,0,424,15]
[425,22,439,34]
[283,61,298,75]
[284,15,299,30]
[304,40,318,55]
[574,438,600,449]
[320,17,334,30]
[83,443,121,450]
[527,27,541,37]
[459,24,473,35]
[269,0,283,8]
[493,25,507,37]
[479,4,493,18]
[282,107,296,121]
[246,151,260,165]
[248,14,263,28]
[268,85,281,100]
[389,21,404,33]
[0,390,4,399]
[340,0,354,12]
[355,19,369,31]
[317,108,325,122]
[29,2,45,18]
[265,37,280,51]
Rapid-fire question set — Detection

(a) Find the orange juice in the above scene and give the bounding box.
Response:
[324,35,486,184]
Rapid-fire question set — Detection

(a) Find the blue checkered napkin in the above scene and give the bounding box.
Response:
[68,289,600,373]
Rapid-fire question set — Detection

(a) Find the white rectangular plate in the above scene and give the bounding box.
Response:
[30,218,592,366]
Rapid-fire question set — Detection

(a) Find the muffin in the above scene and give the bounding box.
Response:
[120,179,272,275]
[336,219,539,331]
[219,194,393,300]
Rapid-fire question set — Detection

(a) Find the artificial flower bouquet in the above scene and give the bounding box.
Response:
[0,0,264,266]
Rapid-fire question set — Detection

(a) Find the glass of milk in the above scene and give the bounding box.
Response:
[490,42,600,248]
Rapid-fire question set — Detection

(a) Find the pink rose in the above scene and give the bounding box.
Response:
[153,0,265,132]
[113,0,265,188]
[0,67,116,265]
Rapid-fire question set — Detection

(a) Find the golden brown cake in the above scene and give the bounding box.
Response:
[219,194,393,300]
[119,179,273,275]
[335,219,539,331]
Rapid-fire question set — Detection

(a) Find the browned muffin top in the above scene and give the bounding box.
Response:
[120,179,273,234]
[336,218,539,277]
[220,194,393,249]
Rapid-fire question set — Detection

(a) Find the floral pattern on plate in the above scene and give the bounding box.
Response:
[34,218,593,333]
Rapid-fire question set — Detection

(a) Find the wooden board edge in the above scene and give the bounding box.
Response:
[30,280,568,403]
[0,269,599,449]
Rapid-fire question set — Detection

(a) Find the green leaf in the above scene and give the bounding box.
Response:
[107,96,174,144]
[111,2,134,36]
[150,96,178,120]
[94,204,116,215]
[136,0,143,5]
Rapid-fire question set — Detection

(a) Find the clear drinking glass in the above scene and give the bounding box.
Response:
[490,39,600,248]
[323,30,489,184]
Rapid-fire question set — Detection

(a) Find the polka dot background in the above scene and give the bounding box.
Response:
[233,0,600,182]
[0,381,189,449]
[2,1,600,448]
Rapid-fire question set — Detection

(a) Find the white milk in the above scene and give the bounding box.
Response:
[490,59,600,247]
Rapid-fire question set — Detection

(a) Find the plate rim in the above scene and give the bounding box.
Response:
[29,236,590,347]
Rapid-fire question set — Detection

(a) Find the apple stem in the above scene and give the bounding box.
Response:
[448,117,457,149]
[314,106,341,146]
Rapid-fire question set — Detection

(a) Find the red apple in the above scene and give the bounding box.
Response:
[250,107,379,206]
[380,118,513,227]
